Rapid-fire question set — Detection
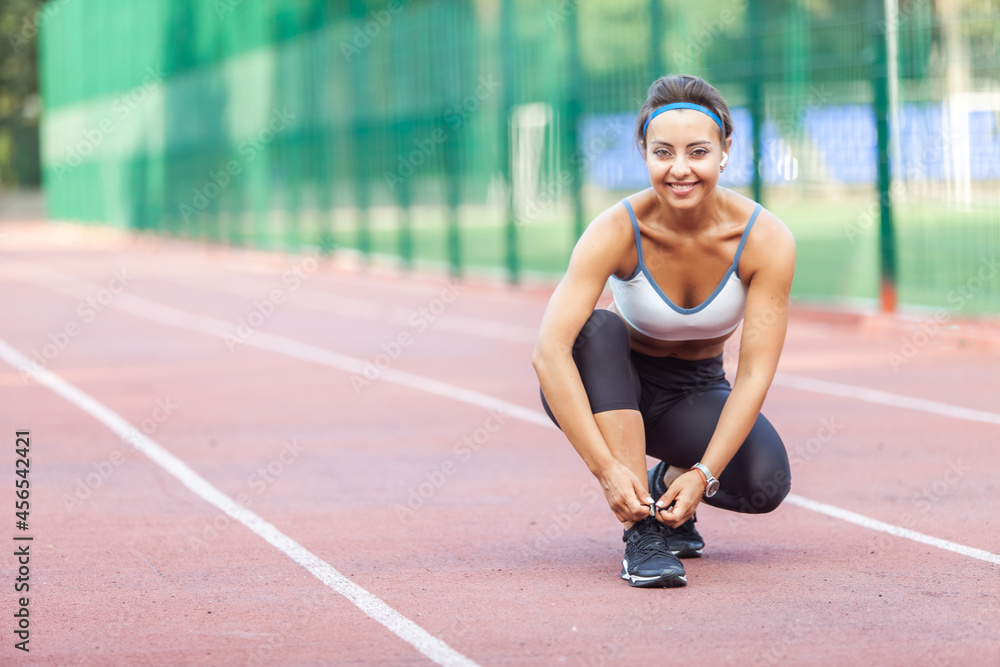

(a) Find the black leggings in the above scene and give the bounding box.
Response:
[541,310,790,514]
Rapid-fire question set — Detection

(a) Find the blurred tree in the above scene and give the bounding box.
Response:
[0,0,43,188]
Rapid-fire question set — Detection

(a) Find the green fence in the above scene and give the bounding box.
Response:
[39,0,1000,313]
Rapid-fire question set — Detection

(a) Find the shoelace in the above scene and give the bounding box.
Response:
[628,522,674,564]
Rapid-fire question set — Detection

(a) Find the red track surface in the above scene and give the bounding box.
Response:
[1,222,998,666]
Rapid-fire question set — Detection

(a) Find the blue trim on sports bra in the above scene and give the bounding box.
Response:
[619,198,762,315]
[732,204,762,280]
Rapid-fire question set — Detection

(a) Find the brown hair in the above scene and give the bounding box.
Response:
[635,74,733,155]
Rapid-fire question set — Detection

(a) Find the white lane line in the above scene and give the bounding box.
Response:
[157,272,539,344]
[4,260,550,427]
[12,258,999,427]
[773,374,1000,426]
[0,336,479,667]
[784,494,1000,565]
[10,262,1000,566]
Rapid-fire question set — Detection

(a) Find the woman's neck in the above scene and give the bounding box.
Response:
[652,186,727,236]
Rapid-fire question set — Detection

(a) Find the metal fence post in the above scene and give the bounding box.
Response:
[500,0,518,284]
[872,0,898,313]
[747,1,764,207]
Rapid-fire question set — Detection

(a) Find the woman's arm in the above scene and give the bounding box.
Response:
[657,212,796,526]
[532,211,653,523]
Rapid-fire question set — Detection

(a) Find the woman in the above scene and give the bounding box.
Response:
[532,74,795,588]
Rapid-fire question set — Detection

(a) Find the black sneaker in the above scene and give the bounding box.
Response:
[648,461,705,558]
[620,516,687,588]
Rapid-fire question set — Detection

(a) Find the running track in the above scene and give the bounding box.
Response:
[1,222,998,666]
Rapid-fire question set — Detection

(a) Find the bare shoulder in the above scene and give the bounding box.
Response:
[568,196,639,279]
[748,207,795,254]
[537,198,639,346]
[581,197,635,243]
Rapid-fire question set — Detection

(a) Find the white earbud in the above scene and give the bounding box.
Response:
[720,152,729,168]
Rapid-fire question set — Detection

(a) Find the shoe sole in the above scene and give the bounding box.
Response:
[620,571,688,588]
[620,561,688,588]
[671,545,703,559]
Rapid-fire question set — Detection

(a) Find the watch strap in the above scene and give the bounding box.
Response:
[691,462,719,498]
[691,465,709,489]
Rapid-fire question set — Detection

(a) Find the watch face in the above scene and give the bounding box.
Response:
[705,479,720,498]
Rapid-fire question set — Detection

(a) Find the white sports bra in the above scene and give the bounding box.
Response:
[608,198,762,342]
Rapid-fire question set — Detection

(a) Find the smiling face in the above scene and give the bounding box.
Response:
[643,109,732,210]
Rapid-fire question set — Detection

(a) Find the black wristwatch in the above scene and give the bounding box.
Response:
[691,463,719,498]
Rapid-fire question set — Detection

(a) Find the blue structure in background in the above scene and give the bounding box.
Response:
[581,104,1000,190]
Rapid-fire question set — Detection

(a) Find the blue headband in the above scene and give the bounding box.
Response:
[642,103,724,136]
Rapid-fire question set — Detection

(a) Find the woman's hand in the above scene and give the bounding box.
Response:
[655,470,704,528]
[596,461,654,524]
